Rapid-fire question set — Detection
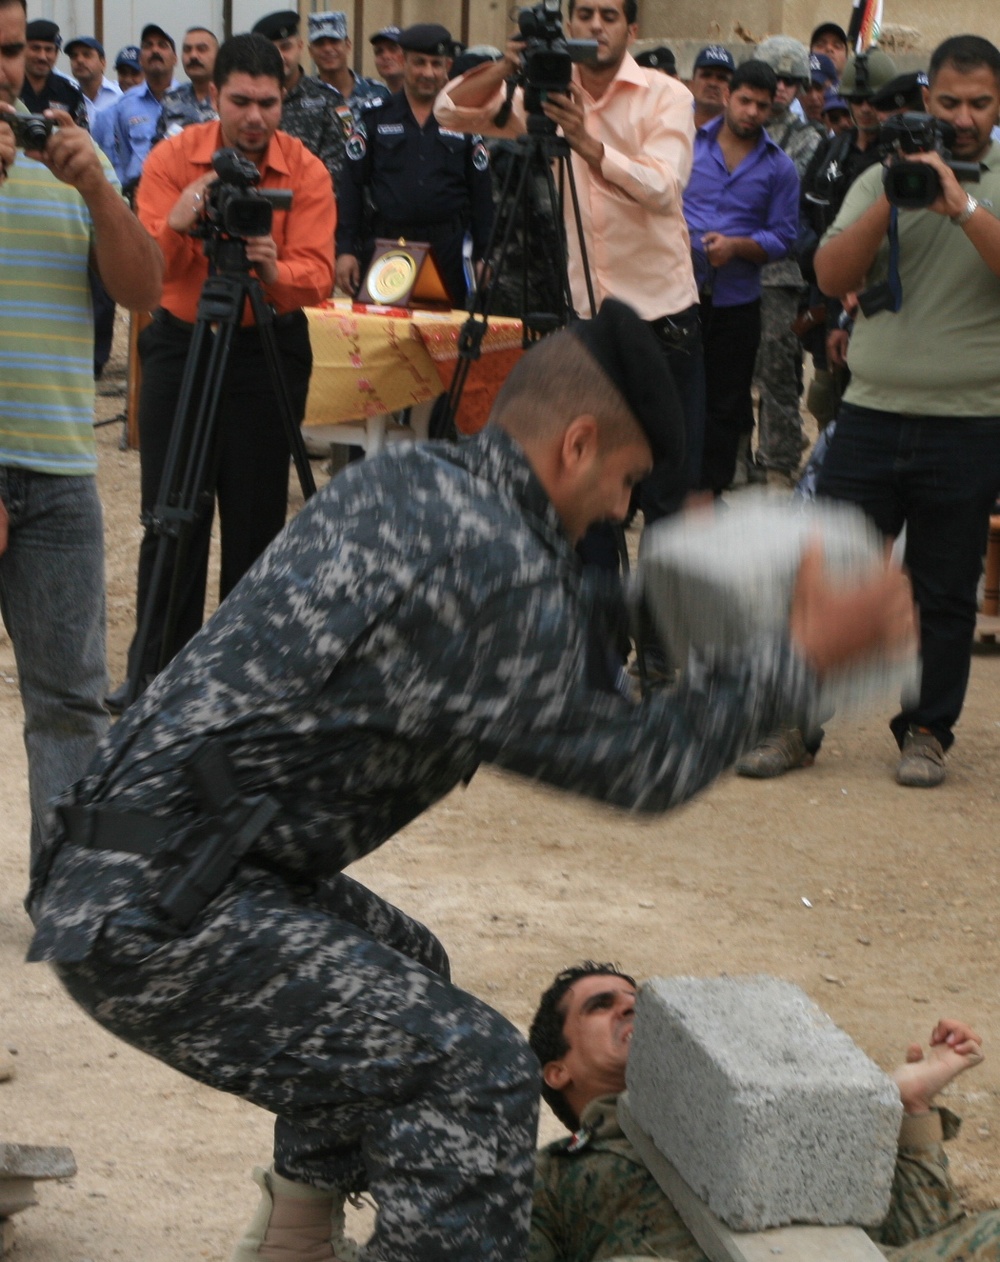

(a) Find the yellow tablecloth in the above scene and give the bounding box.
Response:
[304,301,523,435]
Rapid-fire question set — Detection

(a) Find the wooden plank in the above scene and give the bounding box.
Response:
[618,1095,885,1262]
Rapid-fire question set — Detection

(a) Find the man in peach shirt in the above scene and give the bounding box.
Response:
[112,32,335,706]
[435,0,703,528]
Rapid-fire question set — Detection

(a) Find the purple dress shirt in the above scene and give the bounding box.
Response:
[683,114,800,307]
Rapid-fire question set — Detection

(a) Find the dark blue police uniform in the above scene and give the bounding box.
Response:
[335,90,494,306]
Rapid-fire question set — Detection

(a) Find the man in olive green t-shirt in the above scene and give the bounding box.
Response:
[812,33,1000,789]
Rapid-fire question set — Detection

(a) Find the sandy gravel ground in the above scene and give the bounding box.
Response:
[2,322,1000,1261]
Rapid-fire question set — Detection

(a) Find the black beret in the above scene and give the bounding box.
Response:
[636,45,677,73]
[397,24,453,57]
[26,19,61,46]
[252,10,300,41]
[569,298,684,466]
[870,71,926,112]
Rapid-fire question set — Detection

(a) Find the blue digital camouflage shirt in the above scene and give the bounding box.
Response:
[28,425,813,964]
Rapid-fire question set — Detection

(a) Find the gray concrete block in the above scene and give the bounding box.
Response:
[625,976,903,1232]
[636,492,920,719]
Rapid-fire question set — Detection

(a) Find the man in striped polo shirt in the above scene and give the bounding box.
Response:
[0,0,162,868]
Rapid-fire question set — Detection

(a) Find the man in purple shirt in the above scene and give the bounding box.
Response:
[683,59,800,494]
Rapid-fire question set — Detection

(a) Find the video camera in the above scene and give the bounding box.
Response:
[514,1,598,132]
[878,112,980,209]
[197,148,292,241]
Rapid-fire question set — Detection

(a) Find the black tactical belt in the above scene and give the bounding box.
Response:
[58,803,174,857]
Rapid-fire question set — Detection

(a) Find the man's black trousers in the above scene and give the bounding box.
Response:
[699,297,761,495]
[127,309,312,683]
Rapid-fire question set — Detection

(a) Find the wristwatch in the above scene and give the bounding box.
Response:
[952,194,979,226]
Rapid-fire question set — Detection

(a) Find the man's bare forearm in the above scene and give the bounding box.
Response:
[445,56,516,109]
[87,178,163,310]
[815,194,891,297]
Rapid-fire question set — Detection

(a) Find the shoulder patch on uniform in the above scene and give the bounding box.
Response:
[377,122,405,136]
[472,141,490,172]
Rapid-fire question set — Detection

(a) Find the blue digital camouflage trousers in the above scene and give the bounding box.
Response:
[56,868,538,1262]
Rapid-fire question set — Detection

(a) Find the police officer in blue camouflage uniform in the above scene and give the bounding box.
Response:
[335,23,494,306]
[309,11,389,136]
[252,9,374,193]
[24,299,913,1262]
[154,26,219,142]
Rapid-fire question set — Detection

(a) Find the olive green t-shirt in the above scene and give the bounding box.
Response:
[822,141,1000,416]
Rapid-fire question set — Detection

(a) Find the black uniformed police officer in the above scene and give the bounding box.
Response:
[334,23,494,307]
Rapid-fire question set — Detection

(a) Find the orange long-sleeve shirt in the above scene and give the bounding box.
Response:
[137,121,335,324]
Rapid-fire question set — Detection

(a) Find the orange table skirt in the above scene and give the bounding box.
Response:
[304,301,524,436]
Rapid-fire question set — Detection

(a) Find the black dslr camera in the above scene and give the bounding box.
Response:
[197,148,292,241]
[878,112,980,209]
[7,113,55,149]
[514,1,598,132]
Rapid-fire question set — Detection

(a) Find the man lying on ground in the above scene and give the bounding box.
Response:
[529,962,999,1262]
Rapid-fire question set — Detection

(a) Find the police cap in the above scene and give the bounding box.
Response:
[309,12,348,43]
[636,45,677,73]
[252,11,300,41]
[141,23,175,51]
[115,45,141,70]
[65,36,105,58]
[569,298,684,467]
[370,25,402,47]
[398,24,453,57]
[810,22,849,49]
[869,70,926,112]
[693,44,735,73]
[26,19,61,47]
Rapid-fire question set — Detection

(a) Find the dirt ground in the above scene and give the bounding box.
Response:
[2,323,1000,1261]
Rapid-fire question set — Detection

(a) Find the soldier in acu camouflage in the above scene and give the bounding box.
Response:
[751,36,824,481]
[527,964,1000,1262]
[25,301,912,1262]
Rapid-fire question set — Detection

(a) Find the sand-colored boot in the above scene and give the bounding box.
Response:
[230,1166,360,1262]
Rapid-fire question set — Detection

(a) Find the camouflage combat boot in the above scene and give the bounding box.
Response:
[230,1165,360,1262]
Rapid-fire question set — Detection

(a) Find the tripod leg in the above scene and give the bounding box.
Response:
[246,288,316,500]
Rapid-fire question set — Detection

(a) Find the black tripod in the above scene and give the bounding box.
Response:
[443,119,598,430]
[124,237,316,707]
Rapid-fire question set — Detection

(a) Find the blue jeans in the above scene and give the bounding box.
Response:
[816,403,1000,750]
[0,468,108,865]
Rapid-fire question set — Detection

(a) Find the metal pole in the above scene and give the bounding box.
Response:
[460,0,470,45]
[93,0,103,46]
[354,0,364,72]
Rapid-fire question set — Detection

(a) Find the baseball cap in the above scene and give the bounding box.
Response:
[808,53,838,86]
[141,24,175,51]
[115,45,141,71]
[810,22,850,48]
[65,35,105,58]
[693,44,736,73]
[252,11,300,41]
[308,12,348,42]
[822,89,850,113]
[26,19,61,47]
[636,46,677,73]
[369,25,402,47]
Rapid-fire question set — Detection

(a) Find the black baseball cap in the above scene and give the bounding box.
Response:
[370,25,402,47]
[810,21,849,48]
